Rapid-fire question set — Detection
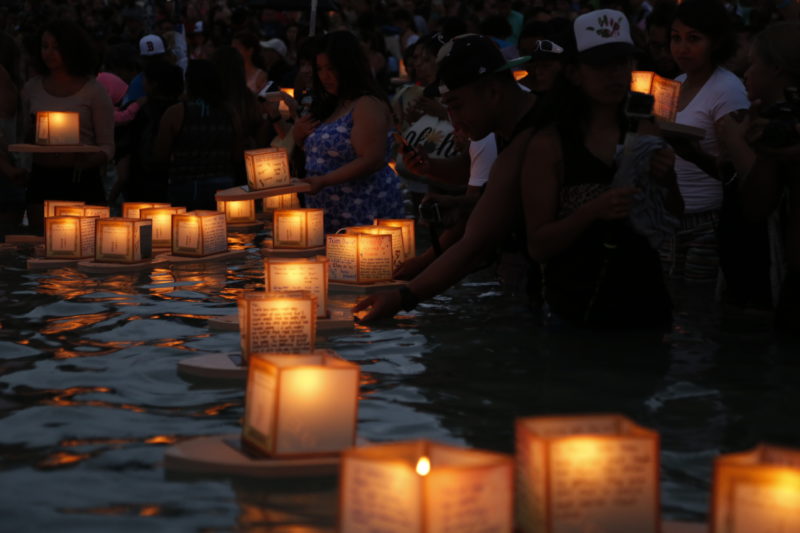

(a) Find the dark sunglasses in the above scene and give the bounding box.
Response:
[533,40,564,54]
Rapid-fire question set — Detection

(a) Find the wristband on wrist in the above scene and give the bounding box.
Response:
[398,285,420,311]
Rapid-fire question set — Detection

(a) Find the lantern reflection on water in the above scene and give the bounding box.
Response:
[242,351,359,457]
[340,440,513,533]
[36,111,79,145]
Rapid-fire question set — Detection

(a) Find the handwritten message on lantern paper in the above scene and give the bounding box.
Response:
[247,299,314,354]
[201,215,227,254]
[49,221,77,254]
[727,480,800,533]
[276,214,304,245]
[100,223,130,257]
[249,150,290,189]
[80,218,95,257]
[341,457,422,533]
[306,210,324,247]
[358,235,393,282]
[549,437,657,533]
[244,362,277,450]
[327,235,358,282]
[266,263,326,317]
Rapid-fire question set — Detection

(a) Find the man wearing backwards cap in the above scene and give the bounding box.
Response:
[354,34,544,320]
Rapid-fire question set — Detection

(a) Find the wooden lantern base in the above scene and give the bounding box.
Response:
[5,235,45,245]
[77,256,170,274]
[214,180,311,202]
[8,143,103,154]
[164,433,367,478]
[161,249,248,264]
[329,280,407,294]
[260,240,326,258]
[27,257,84,270]
[178,348,336,381]
[226,221,265,233]
[207,309,353,332]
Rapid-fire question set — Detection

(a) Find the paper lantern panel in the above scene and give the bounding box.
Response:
[45,216,95,259]
[340,440,514,533]
[245,147,291,191]
[516,414,660,533]
[44,200,84,218]
[242,351,359,457]
[54,205,110,218]
[346,225,405,267]
[264,256,329,318]
[630,71,680,122]
[171,210,227,257]
[711,444,800,533]
[36,111,79,145]
[272,208,324,249]
[262,193,300,214]
[238,290,317,361]
[140,206,186,248]
[95,218,153,263]
[122,202,171,219]
[326,233,393,284]
[375,218,416,259]
[216,199,257,224]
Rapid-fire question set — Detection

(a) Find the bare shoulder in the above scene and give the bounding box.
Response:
[353,95,390,117]
[526,126,561,155]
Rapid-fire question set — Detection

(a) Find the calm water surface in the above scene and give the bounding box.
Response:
[1,233,798,532]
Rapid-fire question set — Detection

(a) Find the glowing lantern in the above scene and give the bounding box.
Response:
[631,71,681,122]
[262,193,300,215]
[140,206,186,248]
[346,225,404,267]
[237,290,317,362]
[242,351,359,457]
[340,440,514,533]
[45,200,84,218]
[171,210,227,257]
[278,88,294,115]
[53,205,110,218]
[516,414,660,533]
[375,218,415,259]
[398,59,408,79]
[244,147,291,191]
[216,199,257,224]
[326,233,393,284]
[272,208,324,249]
[122,202,170,219]
[264,256,329,318]
[513,69,529,81]
[711,444,800,533]
[35,111,79,145]
[45,216,95,259]
[94,218,153,263]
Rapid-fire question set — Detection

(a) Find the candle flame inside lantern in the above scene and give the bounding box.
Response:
[416,456,431,476]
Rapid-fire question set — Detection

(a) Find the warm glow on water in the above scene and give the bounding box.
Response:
[416,456,431,476]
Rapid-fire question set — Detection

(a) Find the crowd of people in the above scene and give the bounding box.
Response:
[0,0,798,334]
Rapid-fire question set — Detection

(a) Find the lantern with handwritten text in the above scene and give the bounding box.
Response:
[54,205,111,218]
[242,351,359,458]
[631,71,680,122]
[340,440,514,533]
[122,202,170,219]
[237,290,317,362]
[171,210,227,257]
[262,193,300,215]
[375,218,415,260]
[711,444,800,533]
[272,208,324,249]
[264,256,328,318]
[45,200,84,218]
[516,414,660,533]
[140,206,186,248]
[244,147,291,191]
[216,199,257,224]
[36,111,79,145]
[94,218,153,263]
[346,225,404,267]
[45,216,95,259]
[326,233,393,284]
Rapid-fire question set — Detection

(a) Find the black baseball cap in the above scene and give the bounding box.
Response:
[424,34,530,98]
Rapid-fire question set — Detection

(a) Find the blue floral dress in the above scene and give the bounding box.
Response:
[303,109,405,234]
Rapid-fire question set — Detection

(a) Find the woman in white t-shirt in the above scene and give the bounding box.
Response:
[663,0,749,283]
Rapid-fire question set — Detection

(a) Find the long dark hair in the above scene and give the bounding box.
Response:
[309,31,387,121]
[35,20,98,77]
[210,46,261,143]
[672,0,737,66]
[185,59,225,107]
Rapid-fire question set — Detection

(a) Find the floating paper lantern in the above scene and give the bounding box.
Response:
[122,202,170,219]
[140,206,186,248]
[375,218,415,260]
[326,233,393,284]
[262,193,300,215]
[631,71,681,122]
[237,290,317,362]
[244,147,291,191]
[45,200,84,218]
[340,440,514,533]
[516,414,660,533]
[347,225,404,266]
[94,218,153,263]
[272,208,324,249]
[45,216,95,258]
[216,199,257,224]
[264,256,329,318]
[711,444,800,533]
[171,210,227,257]
[53,205,110,218]
[242,351,359,457]
[36,111,79,145]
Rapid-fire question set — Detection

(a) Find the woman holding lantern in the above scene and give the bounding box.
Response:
[293,31,405,234]
[22,20,114,232]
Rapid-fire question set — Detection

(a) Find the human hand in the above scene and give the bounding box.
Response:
[278,92,300,118]
[393,254,432,280]
[352,290,403,322]
[589,187,640,220]
[403,147,431,176]
[304,175,326,194]
[293,114,319,144]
